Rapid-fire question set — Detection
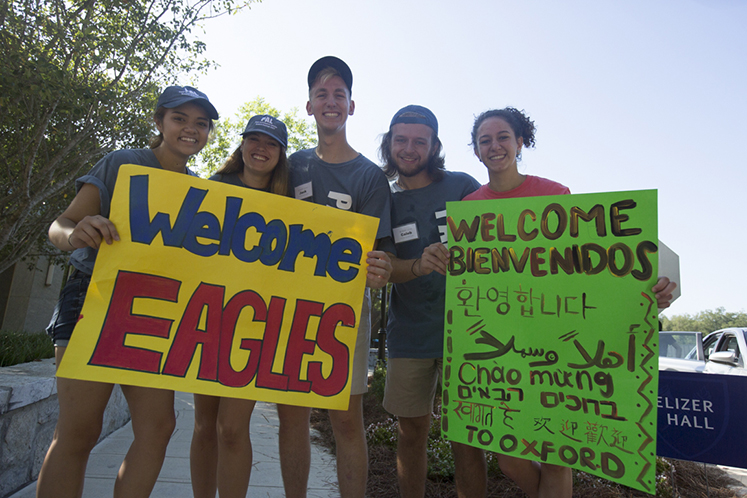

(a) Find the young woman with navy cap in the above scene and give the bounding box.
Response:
[38,86,218,498]
[189,114,290,498]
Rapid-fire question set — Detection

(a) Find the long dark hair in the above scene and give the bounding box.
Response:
[215,139,290,197]
[378,117,445,181]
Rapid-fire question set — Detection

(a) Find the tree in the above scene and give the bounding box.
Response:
[661,307,747,333]
[0,0,252,274]
[192,96,317,177]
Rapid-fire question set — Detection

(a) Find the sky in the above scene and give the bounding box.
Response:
[191,0,747,318]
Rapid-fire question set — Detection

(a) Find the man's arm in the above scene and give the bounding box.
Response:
[387,242,450,284]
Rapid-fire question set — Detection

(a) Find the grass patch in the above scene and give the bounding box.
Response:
[0,330,54,367]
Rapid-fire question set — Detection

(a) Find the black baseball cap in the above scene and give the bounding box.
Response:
[156,86,219,119]
[307,56,353,94]
[241,115,288,148]
[390,105,438,135]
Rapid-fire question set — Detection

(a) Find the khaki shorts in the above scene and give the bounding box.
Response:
[350,289,371,396]
[383,357,442,418]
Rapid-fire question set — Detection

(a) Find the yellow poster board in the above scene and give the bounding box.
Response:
[57,165,378,410]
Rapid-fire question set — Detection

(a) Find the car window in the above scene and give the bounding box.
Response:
[720,335,740,358]
[702,333,720,359]
[660,333,695,358]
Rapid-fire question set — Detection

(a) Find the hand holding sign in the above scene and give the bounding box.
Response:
[57,165,378,410]
[443,190,659,494]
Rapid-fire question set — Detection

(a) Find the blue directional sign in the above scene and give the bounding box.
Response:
[657,370,747,468]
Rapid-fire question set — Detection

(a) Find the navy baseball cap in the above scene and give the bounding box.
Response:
[307,56,353,94]
[390,105,438,135]
[156,86,219,120]
[241,115,288,148]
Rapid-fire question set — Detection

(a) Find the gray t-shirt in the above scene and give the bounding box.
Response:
[209,171,246,188]
[289,148,393,344]
[387,170,480,359]
[70,148,196,274]
[208,171,271,191]
[288,148,392,240]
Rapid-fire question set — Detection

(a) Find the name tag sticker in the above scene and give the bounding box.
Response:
[295,181,312,200]
[393,222,419,244]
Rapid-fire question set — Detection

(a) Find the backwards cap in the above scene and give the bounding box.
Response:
[389,105,438,135]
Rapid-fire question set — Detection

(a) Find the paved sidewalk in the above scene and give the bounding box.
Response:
[718,465,747,496]
[11,392,340,498]
[10,390,747,497]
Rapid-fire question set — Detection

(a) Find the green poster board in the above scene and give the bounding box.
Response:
[442,190,659,494]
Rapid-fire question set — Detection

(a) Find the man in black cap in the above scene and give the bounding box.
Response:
[378,105,487,497]
[276,55,392,498]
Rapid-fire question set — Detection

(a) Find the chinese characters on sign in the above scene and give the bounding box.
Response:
[443,191,658,494]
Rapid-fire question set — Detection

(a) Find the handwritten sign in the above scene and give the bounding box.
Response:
[57,165,378,410]
[442,190,659,494]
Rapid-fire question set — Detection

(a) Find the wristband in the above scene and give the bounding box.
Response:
[411,258,420,277]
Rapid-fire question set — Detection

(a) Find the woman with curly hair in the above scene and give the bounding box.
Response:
[463,107,676,498]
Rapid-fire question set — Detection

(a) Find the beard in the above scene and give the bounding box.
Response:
[393,156,430,178]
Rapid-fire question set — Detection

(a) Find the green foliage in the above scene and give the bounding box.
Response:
[0,330,54,367]
[426,412,456,479]
[0,0,253,274]
[655,457,674,498]
[661,307,747,333]
[369,361,387,402]
[366,417,398,449]
[192,96,316,177]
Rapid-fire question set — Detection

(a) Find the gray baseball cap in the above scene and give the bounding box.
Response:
[390,105,438,134]
[156,86,219,119]
[241,115,288,148]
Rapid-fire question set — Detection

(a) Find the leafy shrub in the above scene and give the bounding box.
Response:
[369,361,387,402]
[0,330,54,367]
[367,417,398,449]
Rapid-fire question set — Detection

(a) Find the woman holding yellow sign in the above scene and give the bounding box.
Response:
[39,86,218,498]
[189,114,290,498]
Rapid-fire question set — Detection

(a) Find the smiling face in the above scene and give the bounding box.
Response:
[306,75,354,134]
[155,102,211,160]
[474,116,523,176]
[389,123,435,179]
[241,132,281,180]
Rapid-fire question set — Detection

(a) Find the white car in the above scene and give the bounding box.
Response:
[658,328,747,375]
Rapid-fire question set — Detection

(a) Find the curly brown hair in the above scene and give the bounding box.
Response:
[470,107,536,159]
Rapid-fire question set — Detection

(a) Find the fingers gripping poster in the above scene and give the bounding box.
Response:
[442,190,659,493]
[57,165,378,410]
